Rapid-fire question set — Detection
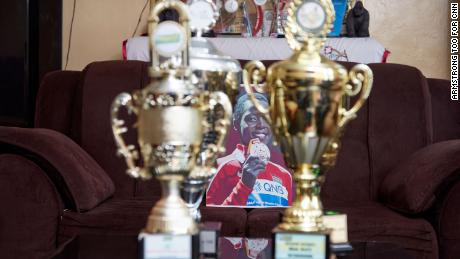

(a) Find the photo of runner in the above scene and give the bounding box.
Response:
[206,93,293,207]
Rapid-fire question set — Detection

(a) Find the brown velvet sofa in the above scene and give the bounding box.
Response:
[0,60,459,259]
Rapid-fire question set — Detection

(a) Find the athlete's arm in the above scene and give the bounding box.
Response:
[222,156,266,205]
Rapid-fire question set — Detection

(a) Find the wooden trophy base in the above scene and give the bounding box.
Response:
[199,221,222,257]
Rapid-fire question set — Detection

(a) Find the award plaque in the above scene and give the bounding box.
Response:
[139,233,199,259]
[323,213,348,244]
[324,213,353,255]
[274,233,330,259]
[199,221,222,256]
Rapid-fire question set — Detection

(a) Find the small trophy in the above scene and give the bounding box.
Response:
[271,0,286,37]
[111,1,231,258]
[242,0,373,258]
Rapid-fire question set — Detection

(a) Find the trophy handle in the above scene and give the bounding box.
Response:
[338,64,373,128]
[204,91,233,158]
[111,93,145,179]
[242,61,272,124]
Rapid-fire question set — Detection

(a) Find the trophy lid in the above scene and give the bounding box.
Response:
[190,37,242,73]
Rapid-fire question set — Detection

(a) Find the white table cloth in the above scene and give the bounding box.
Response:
[124,36,388,64]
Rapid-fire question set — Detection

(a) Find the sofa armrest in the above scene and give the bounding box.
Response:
[0,126,115,212]
[0,154,65,258]
[430,178,460,259]
[379,140,460,214]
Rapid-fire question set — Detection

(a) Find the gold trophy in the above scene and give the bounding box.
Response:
[242,0,373,257]
[181,0,240,222]
[111,1,231,257]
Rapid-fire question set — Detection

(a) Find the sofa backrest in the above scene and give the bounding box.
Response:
[428,78,460,142]
[367,63,433,199]
[323,63,433,203]
[36,60,435,202]
[35,70,81,137]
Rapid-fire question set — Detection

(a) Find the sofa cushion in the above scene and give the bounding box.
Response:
[60,198,156,236]
[201,207,248,237]
[330,203,438,259]
[245,208,284,237]
[60,199,247,237]
[58,205,248,259]
[380,140,460,214]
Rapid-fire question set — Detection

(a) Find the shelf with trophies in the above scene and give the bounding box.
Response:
[124,0,389,64]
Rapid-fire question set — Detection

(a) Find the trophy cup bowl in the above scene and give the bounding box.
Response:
[243,47,373,259]
[112,73,203,235]
[243,56,373,232]
[112,75,232,234]
[242,0,373,256]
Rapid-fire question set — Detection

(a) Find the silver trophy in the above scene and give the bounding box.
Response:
[181,0,240,221]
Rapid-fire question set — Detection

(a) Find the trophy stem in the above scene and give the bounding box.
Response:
[275,164,325,233]
[144,177,199,235]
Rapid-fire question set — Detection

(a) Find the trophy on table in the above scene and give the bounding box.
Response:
[182,0,240,223]
[242,0,373,257]
[111,0,231,258]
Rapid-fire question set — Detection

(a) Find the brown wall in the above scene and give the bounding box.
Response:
[62,0,449,79]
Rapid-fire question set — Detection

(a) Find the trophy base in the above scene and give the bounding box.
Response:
[330,242,353,256]
[138,232,199,259]
[273,230,330,259]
